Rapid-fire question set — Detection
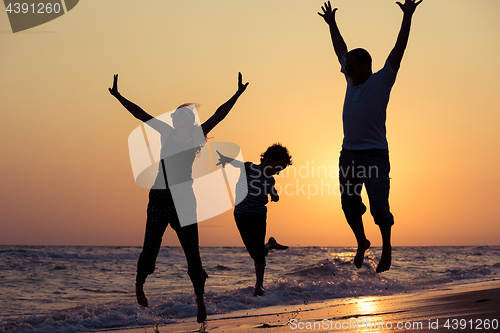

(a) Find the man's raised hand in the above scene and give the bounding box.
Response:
[318,1,338,24]
[396,0,423,15]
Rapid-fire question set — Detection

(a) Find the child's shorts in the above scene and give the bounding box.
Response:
[234,212,269,265]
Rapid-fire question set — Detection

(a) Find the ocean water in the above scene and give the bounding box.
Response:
[1,245,499,332]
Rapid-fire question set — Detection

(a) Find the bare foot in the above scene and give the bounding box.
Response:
[376,246,392,273]
[354,239,371,268]
[253,284,265,296]
[196,295,207,323]
[135,283,148,307]
[266,237,288,250]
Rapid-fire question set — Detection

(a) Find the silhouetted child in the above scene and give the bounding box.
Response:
[217,144,292,296]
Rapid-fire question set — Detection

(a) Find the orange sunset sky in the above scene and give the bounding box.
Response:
[1,0,499,247]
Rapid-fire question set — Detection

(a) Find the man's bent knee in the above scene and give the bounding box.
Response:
[373,213,394,227]
[342,203,367,221]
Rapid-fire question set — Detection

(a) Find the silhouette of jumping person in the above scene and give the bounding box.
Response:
[319,0,423,272]
[109,73,248,322]
[217,144,292,296]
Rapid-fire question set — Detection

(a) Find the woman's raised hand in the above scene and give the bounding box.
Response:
[237,72,249,94]
[108,74,120,97]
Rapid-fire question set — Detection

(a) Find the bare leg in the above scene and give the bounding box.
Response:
[135,283,148,307]
[196,294,207,323]
[376,225,392,273]
[347,216,371,268]
[254,263,265,296]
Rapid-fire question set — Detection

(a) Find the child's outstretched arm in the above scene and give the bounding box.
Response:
[216,150,245,169]
[201,73,249,136]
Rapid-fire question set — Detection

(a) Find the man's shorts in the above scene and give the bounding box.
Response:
[339,149,394,227]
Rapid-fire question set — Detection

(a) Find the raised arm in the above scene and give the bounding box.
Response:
[216,150,245,170]
[387,0,423,71]
[318,1,348,64]
[201,73,249,136]
[109,74,155,123]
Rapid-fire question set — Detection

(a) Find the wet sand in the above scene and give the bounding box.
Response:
[97,281,500,333]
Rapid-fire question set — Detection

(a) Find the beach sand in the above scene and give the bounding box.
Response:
[98,281,500,333]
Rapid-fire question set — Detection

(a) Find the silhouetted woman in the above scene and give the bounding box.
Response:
[109,73,248,322]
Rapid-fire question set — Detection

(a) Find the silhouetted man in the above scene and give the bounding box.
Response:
[319,0,422,272]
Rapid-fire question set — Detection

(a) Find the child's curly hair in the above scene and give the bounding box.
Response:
[260,143,293,166]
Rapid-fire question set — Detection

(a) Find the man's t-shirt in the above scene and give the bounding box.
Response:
[341,55,398,150]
